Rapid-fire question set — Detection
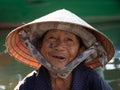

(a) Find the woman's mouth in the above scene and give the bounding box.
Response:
[52,55,66,61]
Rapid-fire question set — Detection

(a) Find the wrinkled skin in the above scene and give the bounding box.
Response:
[39,30,80,90]
[40,30,80,69]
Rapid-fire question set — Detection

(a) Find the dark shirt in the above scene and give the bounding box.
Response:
[15,65,112,90]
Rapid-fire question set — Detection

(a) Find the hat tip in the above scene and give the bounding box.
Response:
[56,8,70,12]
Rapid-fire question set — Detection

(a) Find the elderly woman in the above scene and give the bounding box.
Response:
[6,9,114,90]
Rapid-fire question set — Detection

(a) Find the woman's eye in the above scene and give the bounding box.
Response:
[48,37,56,40]
[66,38,73,42]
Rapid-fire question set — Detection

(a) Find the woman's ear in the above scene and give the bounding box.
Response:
[78,46,85,55]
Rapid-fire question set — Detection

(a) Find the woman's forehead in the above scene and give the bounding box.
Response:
[45,29,77,37]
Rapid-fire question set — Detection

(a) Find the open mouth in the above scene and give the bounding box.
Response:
[52,55,65,60]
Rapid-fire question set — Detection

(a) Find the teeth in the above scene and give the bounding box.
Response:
[59,57,64,59]
[53,56,64,59]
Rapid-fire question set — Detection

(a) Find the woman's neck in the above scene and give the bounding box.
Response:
[49,72,72,90]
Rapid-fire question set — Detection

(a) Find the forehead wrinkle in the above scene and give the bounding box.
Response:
[46,29,77,37]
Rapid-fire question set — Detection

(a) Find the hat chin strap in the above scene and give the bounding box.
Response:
[21,30,107,78]
[23,38,99,78]
[20,28,107,78]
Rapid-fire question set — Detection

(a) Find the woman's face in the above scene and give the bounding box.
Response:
[40,30,80,69]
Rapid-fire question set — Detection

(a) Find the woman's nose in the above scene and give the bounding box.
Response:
[53,41,66,51]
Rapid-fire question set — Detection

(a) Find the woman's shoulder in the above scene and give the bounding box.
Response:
[14,70,38,90]
[74,65,98,75]
[73,65,112,90]
[14,66,49,90]
[73,65,104,84]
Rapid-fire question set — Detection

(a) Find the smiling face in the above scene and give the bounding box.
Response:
[39,30,80,69]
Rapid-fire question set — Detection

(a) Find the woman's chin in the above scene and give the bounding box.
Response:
[53,65,65,70]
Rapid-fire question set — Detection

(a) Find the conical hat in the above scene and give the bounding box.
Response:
[6,9,115,69]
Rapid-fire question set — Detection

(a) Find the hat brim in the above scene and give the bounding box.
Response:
[6,21,115,69]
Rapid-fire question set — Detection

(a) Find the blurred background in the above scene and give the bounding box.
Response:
[0,0,120,90]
